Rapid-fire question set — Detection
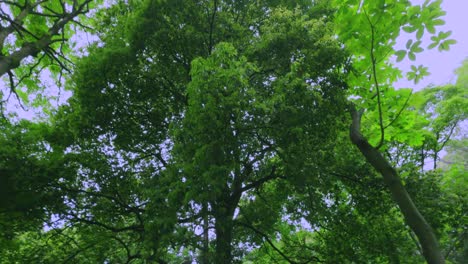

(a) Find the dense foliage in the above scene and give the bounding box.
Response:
[0,0,466,263]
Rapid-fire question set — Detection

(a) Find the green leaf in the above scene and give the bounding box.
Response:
[415,75,422,84]
[432,19,445,26]
[426,23,436,34]
[438,42,448,51]
[418,65,430,77]
[408,52,416,61]
[416,28,424,40]
[406,39,413,49]
[443,39,457,47]
[395,50,406,62]
[428,42,438,49]
[410,40,422,52]
[439,30,452,39]
[403,26,417,33]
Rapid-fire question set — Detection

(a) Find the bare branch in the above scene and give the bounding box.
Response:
[15,51,47,85]
[68,212,144,233]
[6,70,26,110]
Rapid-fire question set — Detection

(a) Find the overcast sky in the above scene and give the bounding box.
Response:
[395,0,468,90]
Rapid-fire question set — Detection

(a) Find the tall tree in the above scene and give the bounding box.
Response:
[65,0,347,262]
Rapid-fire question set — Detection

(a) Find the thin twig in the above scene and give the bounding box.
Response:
[6,70,27,110]
[384,91,412,129]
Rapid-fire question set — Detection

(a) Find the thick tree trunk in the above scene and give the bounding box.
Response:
[213,189,242,264]
[214,213,233,264]
[349,106,444,264]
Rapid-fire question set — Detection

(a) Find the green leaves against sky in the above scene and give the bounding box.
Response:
[0,0,466,263]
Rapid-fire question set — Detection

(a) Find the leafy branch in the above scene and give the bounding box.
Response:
[0,0,95,106]
[363,8,385,149]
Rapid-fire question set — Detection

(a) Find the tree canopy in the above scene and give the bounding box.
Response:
[0,0,466,263]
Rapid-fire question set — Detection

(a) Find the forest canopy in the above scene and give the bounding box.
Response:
[0,0,466,263]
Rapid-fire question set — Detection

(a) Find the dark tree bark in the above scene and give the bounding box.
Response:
[213,179,244,264]
[349,105,445,264]
[214,212,234,264]
[201,202,210,264]
[211,166,278,263]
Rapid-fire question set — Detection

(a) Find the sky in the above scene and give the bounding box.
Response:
[395,0,468,90]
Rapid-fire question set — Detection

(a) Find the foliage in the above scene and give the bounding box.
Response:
[0,119,68,252]
[0,0,466,263]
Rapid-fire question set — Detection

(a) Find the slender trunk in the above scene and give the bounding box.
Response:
[420,144,425,172]
[201,202,210,264]
[349,106,444,264]
[434,133,440,170]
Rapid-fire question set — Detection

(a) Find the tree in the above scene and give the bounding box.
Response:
[0,0,99,111]
[333,0,459,262]
[1,0,465,263]
[67,1,348,262]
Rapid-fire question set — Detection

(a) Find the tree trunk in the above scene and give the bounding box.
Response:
[349,106,445,264]
[214,213,233,264]
[213,190,241,264]
[201,202,210,264]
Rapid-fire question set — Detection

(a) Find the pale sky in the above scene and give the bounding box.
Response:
[395,0,468,89]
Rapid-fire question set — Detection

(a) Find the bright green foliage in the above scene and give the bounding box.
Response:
[332,0,456,142]
[331,0,463,172]
[332,0,463,263]
[407,64,430,84]
[408,83,468,170]
[455,59,468,87]
[172,42,254,208]
[0,0,466,263]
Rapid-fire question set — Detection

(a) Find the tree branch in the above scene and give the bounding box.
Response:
[207,0,218,54]
[236,221,299,264]
[349,103,445,264]
[384,91,412,129]
[364,8,385,149]
[0,0,93,77]
[239,166,281,193]
[69,213,144,233]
